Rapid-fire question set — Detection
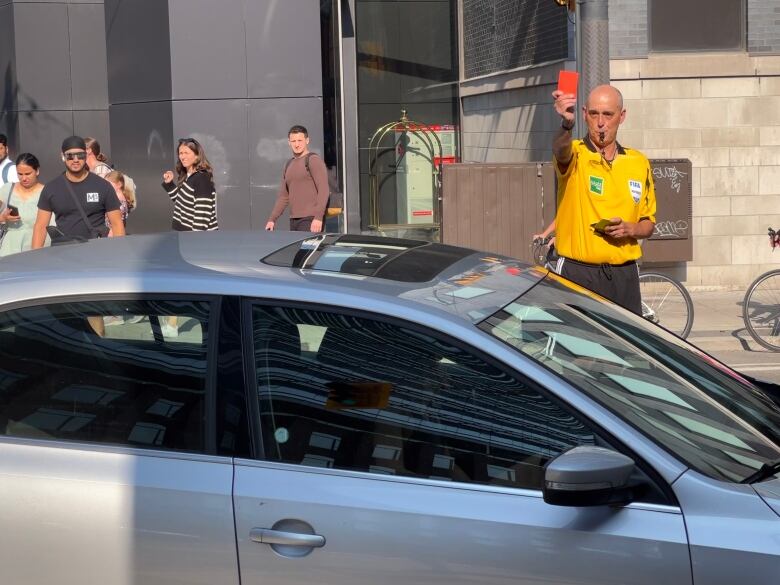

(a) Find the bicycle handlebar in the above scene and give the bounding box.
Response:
[768,227,779,249]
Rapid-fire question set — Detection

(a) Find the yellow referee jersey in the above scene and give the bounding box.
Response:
[554,136,656,265]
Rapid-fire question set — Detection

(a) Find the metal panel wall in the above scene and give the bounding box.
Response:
[0,2,18,142]
[1,0,109,180]
[248,97,325,230]
[168,0,248,100]
[244,0,323,98]
[441,163,556,262]
[105,0,172,104]
[109,101,174,235]
[171,99,251,230]
[105,0,324,233]
[69,3,110,111]
[17,111,73,183]
[13,3,72,111]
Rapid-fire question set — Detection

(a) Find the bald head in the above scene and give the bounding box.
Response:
[582,84,626,150]
[587,84,624,112]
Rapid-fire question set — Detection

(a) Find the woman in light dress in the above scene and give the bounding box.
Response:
[0,153,48,256]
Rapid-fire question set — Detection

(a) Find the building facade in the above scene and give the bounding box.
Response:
[0,0,460,236]
[2,0,779,287]
[461,0,780,288]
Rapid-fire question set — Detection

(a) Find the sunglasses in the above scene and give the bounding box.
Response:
[64,152,87,161]
[178,137,198,145]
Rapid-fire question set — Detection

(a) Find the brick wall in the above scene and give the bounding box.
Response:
[608,0,648,58]
[612,54,780,287]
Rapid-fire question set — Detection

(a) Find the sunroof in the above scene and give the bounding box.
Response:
[262,234,473,283]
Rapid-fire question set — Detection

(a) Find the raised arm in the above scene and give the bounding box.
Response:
[552,89,577,172]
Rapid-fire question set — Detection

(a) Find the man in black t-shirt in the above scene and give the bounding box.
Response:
[32,136,124,248]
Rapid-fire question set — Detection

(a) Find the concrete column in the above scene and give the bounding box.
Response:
[579,0,610,99]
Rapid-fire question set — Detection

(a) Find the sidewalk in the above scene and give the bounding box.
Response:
[685,288,754,352]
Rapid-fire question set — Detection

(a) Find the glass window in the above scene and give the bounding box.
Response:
[0,299,211,452]
[650,0,744,52]
[355,0,460,232]
[479,275,780,483]
[252,304,621,492]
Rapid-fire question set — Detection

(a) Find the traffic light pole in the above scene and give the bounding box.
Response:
[576,0,610,132]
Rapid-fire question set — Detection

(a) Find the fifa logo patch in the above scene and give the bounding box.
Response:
[589,176,604,196]
[86,192,99,203]
[628,180,642,203]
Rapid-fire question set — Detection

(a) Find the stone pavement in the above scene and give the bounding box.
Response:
[685,288,752,352]
[684,288,780,384]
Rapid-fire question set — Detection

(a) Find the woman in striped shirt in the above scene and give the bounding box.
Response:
[161,137,218,231]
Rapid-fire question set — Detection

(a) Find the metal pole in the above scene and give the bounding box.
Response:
[579,0,610,101]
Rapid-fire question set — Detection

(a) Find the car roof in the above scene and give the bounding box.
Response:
[0,231,542,323]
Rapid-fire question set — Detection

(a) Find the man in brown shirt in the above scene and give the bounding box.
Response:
[265,125,330,232]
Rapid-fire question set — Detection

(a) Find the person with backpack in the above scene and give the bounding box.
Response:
[0,134,18,187]
[265,125,329,232]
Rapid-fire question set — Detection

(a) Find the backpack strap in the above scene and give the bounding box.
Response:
[283,153,317,189]
[0,160,10,184]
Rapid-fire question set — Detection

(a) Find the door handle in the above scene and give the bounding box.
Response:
[250,528,326,548]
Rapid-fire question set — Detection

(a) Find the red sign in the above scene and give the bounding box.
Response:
[412,210,433,216]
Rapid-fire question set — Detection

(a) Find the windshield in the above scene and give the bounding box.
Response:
[479,274,780,483]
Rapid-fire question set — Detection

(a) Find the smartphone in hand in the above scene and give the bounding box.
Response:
[591,218,617,234]
[7,204,19,217]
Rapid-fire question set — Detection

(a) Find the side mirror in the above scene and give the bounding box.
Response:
[543,446,636,507]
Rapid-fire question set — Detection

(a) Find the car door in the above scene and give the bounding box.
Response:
[233,301,692,585]
[0,297,238,585]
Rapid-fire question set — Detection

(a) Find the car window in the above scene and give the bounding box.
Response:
[479,276,780,483]
[250,303,651,494]
[0,299,211,453]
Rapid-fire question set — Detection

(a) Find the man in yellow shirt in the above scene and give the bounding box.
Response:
[544,84,656,314]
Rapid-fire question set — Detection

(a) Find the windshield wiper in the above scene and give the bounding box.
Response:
[740,458,780,484]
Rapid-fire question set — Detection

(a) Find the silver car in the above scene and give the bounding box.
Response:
[0,231,778,585]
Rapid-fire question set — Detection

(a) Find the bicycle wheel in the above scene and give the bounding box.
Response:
[743,269,780,352]
[638,272,694,338]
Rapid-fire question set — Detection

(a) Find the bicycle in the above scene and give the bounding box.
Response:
[637,271,694,339]
[532,236,694,338]
[742,227,780,352]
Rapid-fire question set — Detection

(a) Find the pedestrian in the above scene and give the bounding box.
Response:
[105,170,136,235]
[0,134,18,187]
[549,84,656,315]
[0,153,48,255]
[84,137,113,178]
[31,136,125,248]
[86,136,139,210]
[162,137,218,231]
[265,125,329,233]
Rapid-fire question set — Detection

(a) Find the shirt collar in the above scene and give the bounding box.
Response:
[583,134,626,155]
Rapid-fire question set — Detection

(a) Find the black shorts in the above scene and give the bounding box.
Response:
[557,257,642,315]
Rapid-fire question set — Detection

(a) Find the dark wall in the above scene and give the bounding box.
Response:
[0,0,110,183]
[106,0,324,234]
[355,0,459,228]
[462,0,568,79]
[0,1,17,147]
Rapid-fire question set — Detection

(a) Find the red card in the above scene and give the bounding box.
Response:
[558,70,579,95]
